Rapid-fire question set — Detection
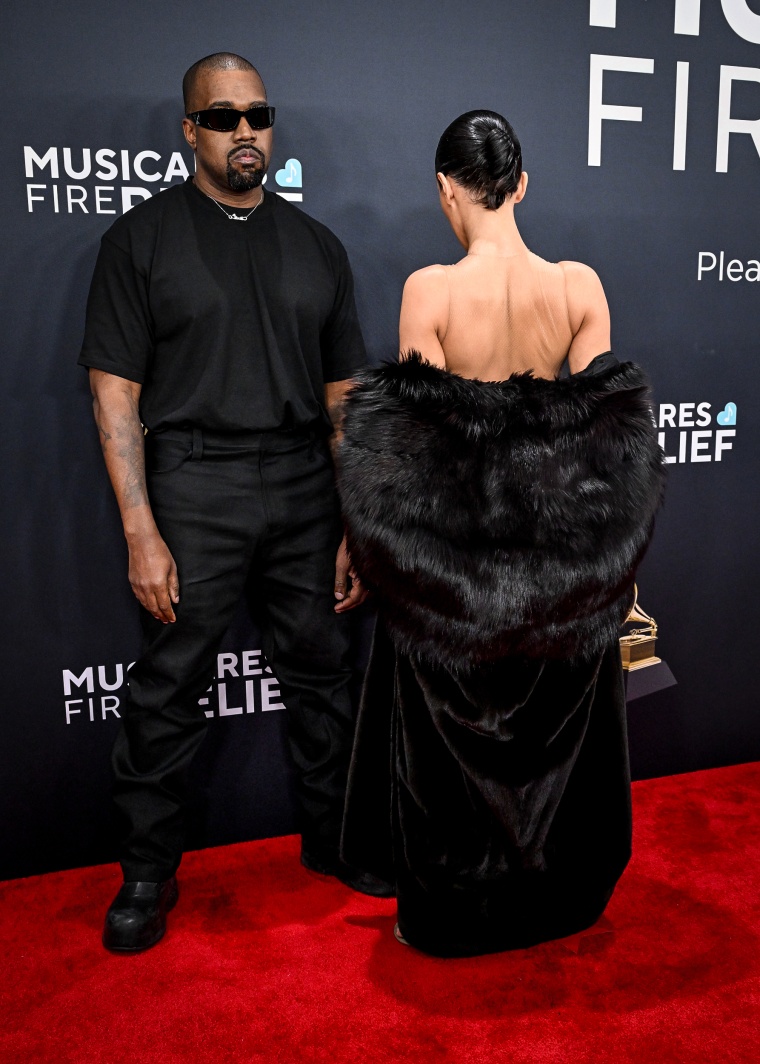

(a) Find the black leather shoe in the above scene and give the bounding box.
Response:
[102,877,179,953]
[301,851,395,898]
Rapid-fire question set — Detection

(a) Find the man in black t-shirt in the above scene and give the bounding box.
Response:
[80,52,390,954]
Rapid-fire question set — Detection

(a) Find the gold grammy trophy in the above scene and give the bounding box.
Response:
[620,586,661,671]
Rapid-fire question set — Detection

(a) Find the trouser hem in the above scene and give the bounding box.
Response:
[120,861,180,884]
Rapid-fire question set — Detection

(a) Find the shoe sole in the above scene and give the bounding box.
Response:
[103,926,167,954]
[346,879,396,899]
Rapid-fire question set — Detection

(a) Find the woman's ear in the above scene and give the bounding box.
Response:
[513,171,528,204]
[436,172,455,203]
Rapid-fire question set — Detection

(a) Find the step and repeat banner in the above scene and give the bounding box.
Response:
[2,0,759,879]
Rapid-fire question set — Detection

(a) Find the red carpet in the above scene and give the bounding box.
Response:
[2,762,760,1063]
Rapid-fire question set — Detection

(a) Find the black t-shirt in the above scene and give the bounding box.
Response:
[78,178,367,433]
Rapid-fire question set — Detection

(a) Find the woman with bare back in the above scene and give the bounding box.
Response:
[338,111,665,957]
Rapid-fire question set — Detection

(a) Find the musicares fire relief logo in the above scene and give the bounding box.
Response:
[61,649,285,725]
[656,400,737,464]
[23,146,303,214]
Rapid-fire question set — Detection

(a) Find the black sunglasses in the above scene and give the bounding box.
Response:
[186,105,276,132]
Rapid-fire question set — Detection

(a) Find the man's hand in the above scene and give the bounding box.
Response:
[127,531,180,623]
[334,535,368,613]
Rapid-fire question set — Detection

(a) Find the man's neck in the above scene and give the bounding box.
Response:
[192,172,264,209]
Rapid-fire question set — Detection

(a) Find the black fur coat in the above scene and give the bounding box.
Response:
[339,352,665,668]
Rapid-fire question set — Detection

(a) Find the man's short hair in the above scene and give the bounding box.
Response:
[182,53,265,112]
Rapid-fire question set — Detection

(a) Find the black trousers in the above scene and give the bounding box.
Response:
[112,427,354,881]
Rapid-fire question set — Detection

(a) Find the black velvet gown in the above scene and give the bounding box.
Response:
[343,624,630,956]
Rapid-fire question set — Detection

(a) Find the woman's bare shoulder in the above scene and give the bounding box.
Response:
[558,260,607,325]
[403,264,449,292]
[401,265,450,320]
[557,259,605,291]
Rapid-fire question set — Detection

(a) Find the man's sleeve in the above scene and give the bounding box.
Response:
[77,235,153,383]
[320,243,367,383]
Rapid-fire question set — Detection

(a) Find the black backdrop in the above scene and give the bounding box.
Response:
[2,0,760,879]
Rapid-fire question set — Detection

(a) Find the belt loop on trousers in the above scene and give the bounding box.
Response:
[191,427,204,461]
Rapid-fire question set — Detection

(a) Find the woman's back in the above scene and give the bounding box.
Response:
[400,250,609,381]
[440,251,573,381]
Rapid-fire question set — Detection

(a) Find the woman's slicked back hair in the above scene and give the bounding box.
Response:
[435,110,522,210]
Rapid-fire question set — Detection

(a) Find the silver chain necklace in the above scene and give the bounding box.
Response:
[207,192,263,222]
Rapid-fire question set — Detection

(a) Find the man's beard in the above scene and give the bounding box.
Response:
[226,156,267,192]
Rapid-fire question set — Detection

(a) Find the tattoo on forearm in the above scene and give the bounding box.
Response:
[97,396,149,511]
[115,410,148,509]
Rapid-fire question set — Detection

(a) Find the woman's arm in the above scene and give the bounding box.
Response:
[560,261,612,374]
[398,266,449,366]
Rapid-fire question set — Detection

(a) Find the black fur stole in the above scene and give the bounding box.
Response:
[338,352,666,668]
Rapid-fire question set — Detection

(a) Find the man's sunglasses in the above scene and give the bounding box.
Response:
[186,106,276,132]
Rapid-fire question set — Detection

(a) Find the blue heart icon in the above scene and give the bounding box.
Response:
[275,158,302,188]
[717,402,737,426]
